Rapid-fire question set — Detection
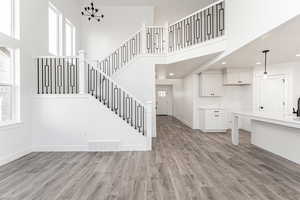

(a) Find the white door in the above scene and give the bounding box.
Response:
[156,85,173,116]
[258,75,287,114]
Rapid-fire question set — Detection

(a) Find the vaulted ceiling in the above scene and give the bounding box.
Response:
[82,0,216,25]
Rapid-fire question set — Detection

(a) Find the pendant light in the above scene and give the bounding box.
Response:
[262,50,270,79]
[81,1,104,22]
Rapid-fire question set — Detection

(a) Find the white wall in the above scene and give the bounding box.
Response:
[153,0,216,25]
[81,6,154,60]
[0,0,82,166]
[86,0,214,26]
[32,95,148,151]
[178,74,196,128]
[196,0,300,73]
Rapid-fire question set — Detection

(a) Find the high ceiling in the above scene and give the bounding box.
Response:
[156,53,220,79]
[210,15,300,69]
[84,0,215,25]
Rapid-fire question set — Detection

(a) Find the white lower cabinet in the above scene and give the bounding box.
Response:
[199,108,226,133]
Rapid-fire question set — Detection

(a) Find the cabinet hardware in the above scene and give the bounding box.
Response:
[215,115,219,117]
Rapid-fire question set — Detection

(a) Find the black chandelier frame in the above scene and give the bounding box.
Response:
[81,2,104,22]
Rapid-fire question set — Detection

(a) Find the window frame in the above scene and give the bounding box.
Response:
[0,48,20,125]
[64,19,76,56]
[48,2,63,56]
[0,0,19,39]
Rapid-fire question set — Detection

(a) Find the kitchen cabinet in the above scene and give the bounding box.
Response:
[199,108,227,133]
[223,68,252,85]
[199,71,223,97]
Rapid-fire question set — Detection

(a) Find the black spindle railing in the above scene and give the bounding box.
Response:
[97,31,142,77]
[87,63,146,135]
[169,0,225,52]
[146,27,165,54]
[37,57,79,94]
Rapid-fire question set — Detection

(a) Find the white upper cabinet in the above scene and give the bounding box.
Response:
[223,68,252,85]
[199,71,223,97]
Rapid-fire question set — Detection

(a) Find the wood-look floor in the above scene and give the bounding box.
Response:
[1,116,300,200]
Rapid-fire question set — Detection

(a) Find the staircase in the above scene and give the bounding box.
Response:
[96,0,225,77]
[34,0,226,151]
[86,61,147,135]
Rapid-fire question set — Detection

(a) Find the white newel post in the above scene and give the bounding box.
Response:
[146,101,153,151]
[78,50,86,94]
[164,22,169,54]
[141,24,147,55]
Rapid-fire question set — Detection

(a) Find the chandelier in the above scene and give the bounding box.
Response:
[81,2,104,22]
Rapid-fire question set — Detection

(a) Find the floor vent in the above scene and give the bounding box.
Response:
[88,140,120,152]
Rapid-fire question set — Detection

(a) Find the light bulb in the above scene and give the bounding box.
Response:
[263,72,268,79]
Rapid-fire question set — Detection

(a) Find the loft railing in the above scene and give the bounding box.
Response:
[87,61,146,135]
[36,56,79,94]
[146,26,165,54]
[95,1,225,77]
[168,0,225,52]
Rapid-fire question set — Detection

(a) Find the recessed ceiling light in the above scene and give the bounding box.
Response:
[256,62,261,65]
[296,54,300,57]
[222,62,226,65]
[169,73,175,76]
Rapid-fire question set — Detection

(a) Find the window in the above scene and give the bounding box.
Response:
[65,19,76,56]
[0,0,19,38]
[0,47,19,123]
[158,91,167,97]
[48,3,62,56]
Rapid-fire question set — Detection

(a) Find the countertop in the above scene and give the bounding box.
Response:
[232,111,300,129]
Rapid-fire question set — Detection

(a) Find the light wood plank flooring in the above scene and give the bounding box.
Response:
[1,116,300,200]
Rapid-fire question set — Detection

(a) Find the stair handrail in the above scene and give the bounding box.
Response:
[96,28,143,76]
[85,59,146,107]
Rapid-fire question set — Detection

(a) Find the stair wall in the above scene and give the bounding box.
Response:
[31,95,150,151]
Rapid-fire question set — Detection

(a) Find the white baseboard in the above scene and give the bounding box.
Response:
[0,149,32,167]
[0,144,149,167]
[32,144,148,152]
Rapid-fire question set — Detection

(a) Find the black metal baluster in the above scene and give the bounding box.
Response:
[63,58,66,94]
[107,77,109,108]
[123,91,125,120]
[41,58,44,94]
[142,106,145,135]
[219,2,225,35]
[50,58,53,94]
[44,58,47,94]
[67,58,69,94]
[76,58,79,94]
[110,82,113,111]
[95,70,98,99]
[134,101,137,129]
[45,58,49,94]
[99,73,102,101]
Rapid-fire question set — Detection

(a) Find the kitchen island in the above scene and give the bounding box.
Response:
[232,111,300,164]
